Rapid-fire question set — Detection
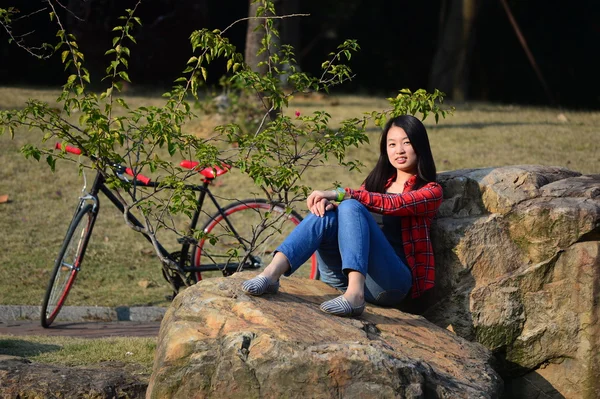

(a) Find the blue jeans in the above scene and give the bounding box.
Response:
[277,199,413,307]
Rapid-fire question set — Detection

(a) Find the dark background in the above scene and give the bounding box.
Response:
[1,0,598,109]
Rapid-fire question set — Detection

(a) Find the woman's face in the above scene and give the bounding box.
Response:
[386,125,418,175]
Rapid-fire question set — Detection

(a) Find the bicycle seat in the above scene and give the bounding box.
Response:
[180,160,229,180]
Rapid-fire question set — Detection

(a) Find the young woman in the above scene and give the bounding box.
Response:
[242,114,443,317]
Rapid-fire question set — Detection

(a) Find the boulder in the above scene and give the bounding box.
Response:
[428,166,600,399]
[147,275,502,399]
[147,165,599,399]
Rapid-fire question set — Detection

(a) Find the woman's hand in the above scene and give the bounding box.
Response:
[310,198,336,217]
[307,190,336,217]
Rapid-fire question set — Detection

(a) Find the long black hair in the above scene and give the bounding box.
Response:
[363,115,437,193]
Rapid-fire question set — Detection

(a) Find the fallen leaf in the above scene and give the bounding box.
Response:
[138,279,157,289]
[140,248,156,257]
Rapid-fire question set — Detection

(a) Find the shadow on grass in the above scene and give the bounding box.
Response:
[0,338,61,357]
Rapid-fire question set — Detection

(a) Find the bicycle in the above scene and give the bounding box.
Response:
[41,143,318,328]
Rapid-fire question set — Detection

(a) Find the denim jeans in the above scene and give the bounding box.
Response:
[277,199,413,307]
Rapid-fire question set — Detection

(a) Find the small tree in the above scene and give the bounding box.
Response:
[0,0,452,292]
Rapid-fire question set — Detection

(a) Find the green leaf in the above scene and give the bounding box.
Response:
[46,155,56,172]
[118,71,131,83]
[168,142,176,156]
[79,113,90,126]
[116,98,129,109]
[61,50,69,63]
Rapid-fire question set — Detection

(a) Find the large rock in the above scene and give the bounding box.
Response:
[147,165,598,399]
[147,275,502,399]
[428,166,600,399]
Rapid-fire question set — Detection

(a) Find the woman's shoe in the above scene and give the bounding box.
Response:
[241,275,280,296]
[320,295,365,317]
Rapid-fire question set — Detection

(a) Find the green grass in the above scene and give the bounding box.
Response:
[1,87,599,309]
[0,334,156,376]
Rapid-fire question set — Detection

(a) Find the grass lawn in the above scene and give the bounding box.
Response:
[0,87,598,310]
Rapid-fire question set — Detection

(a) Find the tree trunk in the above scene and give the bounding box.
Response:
[429,0,478,101]
[244,1,265,74]
[244,0,282,74]
[244,0,282,119]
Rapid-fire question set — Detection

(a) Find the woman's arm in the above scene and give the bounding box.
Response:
[345,182,443,217]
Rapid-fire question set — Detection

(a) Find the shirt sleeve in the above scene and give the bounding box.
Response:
[346,182,443,217]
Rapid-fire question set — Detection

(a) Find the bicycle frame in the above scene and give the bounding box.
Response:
[166,175,267,274]
[53,142,316,291]
[40,144,317,328]
[81,168,258,278]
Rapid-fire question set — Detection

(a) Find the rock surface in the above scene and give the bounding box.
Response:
[147,274,502,399]
[0,355,148,398]
[428,166,600,399]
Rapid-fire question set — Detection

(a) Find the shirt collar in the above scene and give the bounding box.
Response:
[385,173,418,189]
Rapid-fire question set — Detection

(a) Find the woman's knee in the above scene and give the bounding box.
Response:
[299,209,338,239]
[337,199,365,216]
[303,211,336,226]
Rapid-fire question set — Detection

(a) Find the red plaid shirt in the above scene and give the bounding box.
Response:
[345,175,443,298]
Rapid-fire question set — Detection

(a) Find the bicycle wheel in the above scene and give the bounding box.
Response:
[41,203,96,328]
[192,199,318,282]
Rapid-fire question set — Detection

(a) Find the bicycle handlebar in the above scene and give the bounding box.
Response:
[180,160,199,170]
[55,142,151,185]
[125,167,151,185]
[55,142,82,155]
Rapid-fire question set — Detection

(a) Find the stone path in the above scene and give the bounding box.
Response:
[0,305,165,338]
[0,320,161,338]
